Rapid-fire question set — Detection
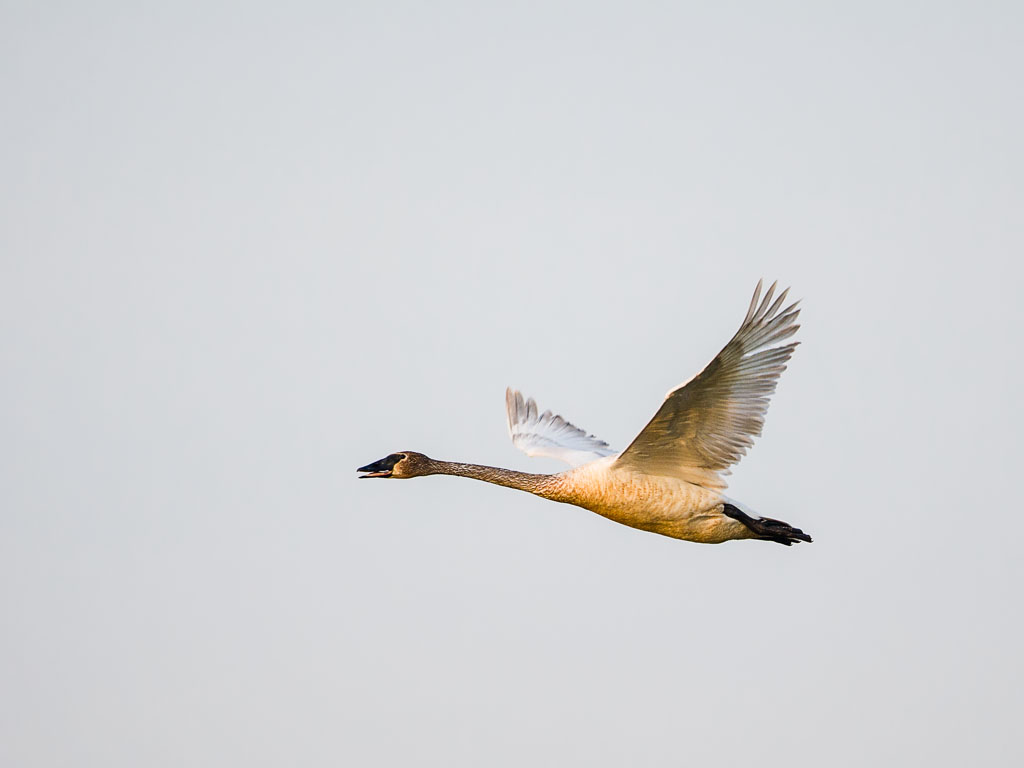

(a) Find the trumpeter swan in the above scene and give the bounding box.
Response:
[358,280,810,545]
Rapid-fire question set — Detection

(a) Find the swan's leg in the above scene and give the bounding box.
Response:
[721,503,812,546]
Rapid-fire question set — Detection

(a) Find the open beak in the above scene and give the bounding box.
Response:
[357,457,395,478]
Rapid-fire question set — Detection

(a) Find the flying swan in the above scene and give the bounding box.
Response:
[358,280,811,545]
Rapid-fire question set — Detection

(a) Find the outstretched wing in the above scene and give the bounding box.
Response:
[506,388,616,467]
[614,280,800,490]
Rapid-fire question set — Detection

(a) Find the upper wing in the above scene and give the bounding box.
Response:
[614,280,800,490]
[506,388,617,467]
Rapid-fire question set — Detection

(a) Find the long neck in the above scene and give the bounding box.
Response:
[427,459,561,498]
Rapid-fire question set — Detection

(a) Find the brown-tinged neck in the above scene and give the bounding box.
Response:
[426,459,562,498]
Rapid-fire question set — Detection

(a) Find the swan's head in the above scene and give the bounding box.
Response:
[357,451,433,479]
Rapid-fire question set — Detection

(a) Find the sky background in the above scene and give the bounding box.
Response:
[3,1,1022,765]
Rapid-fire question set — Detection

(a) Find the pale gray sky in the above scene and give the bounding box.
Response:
[2,2,1022,766]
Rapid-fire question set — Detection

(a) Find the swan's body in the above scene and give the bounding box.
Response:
[359,280,811,546]
[556,458,754,543]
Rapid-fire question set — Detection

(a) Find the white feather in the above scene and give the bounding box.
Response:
[505,388,616,467]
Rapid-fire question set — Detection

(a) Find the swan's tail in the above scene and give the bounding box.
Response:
[722,503,813,546]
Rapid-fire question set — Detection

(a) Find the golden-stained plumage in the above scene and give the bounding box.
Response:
[553,458,755,543]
